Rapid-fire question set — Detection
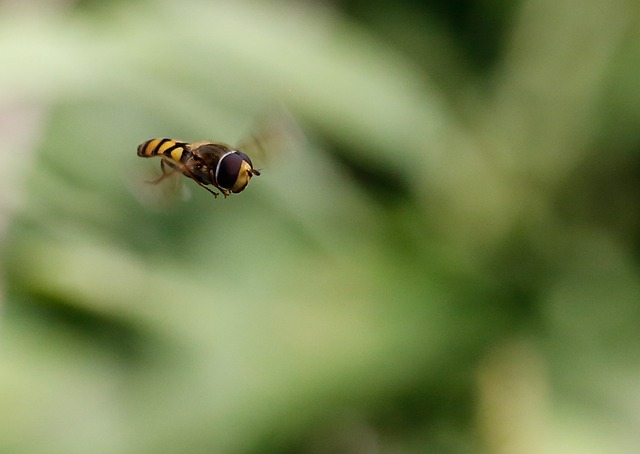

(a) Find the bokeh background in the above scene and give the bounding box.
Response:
[2,0,640,453]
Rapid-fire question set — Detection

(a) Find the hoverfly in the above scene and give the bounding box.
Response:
[136,139,261,199]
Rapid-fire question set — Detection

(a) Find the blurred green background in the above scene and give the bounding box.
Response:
[1,0,640,452]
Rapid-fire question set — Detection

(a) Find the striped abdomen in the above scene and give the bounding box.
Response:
[137,138,190,164]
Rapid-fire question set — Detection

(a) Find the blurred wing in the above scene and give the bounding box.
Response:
[127,162,191,210]
[236,104,307,169]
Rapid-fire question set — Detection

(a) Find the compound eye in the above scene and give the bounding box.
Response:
[216,152,247,191]
[234,151,254,168]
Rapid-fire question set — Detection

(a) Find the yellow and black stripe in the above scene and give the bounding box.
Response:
[137,138,190,164]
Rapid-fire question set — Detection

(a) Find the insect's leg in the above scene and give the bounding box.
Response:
[175,163,219,199]
[193,180,219,198]
[161,159,173,174]
[146,159,181,184]
[147,158,220,199]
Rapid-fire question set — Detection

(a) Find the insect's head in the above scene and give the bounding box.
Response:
[215,150,260,194]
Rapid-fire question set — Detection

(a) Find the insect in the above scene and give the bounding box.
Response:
[136,138,261,199]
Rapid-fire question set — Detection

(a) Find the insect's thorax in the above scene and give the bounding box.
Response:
[191,142,234,162]
[190,143,235,185]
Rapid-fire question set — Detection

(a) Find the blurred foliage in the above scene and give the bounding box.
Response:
[1,0,640,453]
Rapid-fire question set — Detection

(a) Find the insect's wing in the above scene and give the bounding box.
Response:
[128,161,191,210]
[236,104,307,168]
